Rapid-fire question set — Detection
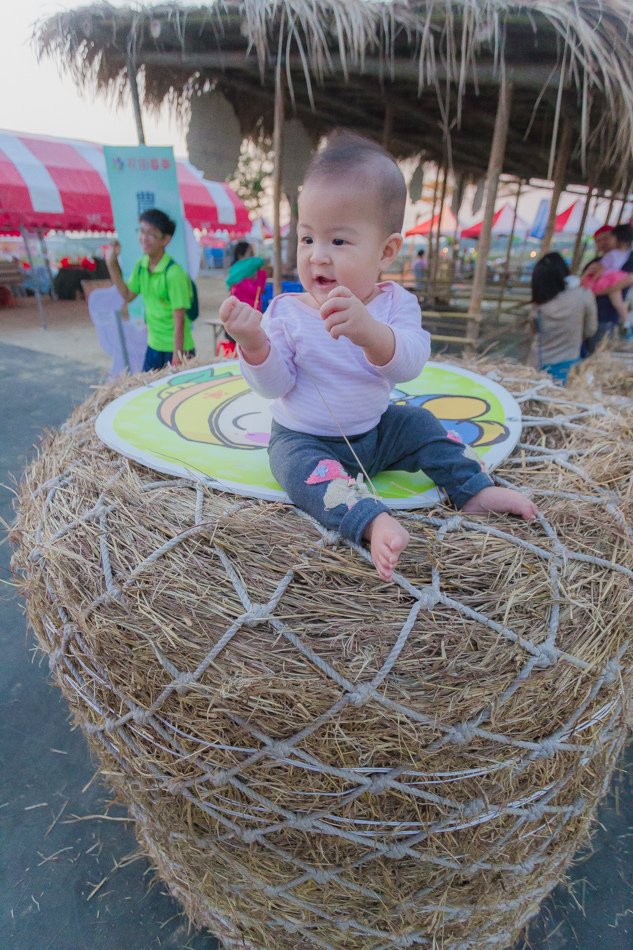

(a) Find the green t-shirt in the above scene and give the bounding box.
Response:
[127,254,195,353]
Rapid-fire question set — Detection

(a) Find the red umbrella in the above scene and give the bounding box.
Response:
[0,129,250,235]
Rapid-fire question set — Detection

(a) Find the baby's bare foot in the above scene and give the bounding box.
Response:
[462,485,538,521]
[364,512,410,581]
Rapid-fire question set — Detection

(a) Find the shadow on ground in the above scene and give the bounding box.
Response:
[1,341,630,950]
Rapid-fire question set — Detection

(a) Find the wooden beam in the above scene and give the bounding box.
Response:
[539,119,573,255]
[272,55,285,297]
[495,178,522,317]
[382,99,393,151]
[431,165,448,301]
[571,184,594,273]
[467,81,513,344]
[137,50,568,90]
[127,53,146,145]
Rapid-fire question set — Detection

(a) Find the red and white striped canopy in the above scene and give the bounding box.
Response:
[0,130,251,235]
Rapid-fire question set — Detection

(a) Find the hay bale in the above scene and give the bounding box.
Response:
[11,358,633,950]
[569,345,633,402]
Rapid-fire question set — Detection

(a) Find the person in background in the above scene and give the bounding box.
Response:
[585,224,633,352]
[530,252,597,385]
[580,223,633,324]
[106,208,195,371]
[226,242,266,309]
[412,248,427,290]
[219,242,267,356]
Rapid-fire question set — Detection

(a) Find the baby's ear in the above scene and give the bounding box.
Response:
[381,233,403,265]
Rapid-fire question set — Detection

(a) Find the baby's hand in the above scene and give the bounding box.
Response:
[219,297,269,362]
[320,286,377,347]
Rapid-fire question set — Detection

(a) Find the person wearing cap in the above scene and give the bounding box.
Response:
[584,223,633,352]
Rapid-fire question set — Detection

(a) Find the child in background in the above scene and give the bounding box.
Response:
[219,132,537,581]
[581,223,633,324]
[226,242,267,309]
[219,242,267,357]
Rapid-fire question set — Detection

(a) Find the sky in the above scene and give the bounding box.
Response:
[0,1,185,152]
[0,1,623,235]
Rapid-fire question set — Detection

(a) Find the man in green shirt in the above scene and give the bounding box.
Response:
[106,208,195,371]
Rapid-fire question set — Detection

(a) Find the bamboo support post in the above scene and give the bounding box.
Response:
[605,191,617,225]
[272,54,285,297]
[431,166,448,301]
[571,184,594,273]
[540,120,573,255]
[127,52,146,145]
[615,182,632,225]
[467,81,513,346]
[428,167,440,277]
[495,178,522,320]
[382,100,393,151]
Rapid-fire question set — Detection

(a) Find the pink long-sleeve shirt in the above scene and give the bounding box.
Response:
[239,281,431,436]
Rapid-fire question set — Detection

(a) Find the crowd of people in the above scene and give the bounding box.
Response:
[529,223,633,384]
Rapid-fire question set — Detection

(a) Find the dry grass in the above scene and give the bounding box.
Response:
[11,354,633,949]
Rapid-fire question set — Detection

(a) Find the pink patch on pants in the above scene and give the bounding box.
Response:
[306,458,349,485]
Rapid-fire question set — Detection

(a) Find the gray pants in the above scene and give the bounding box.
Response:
[268,405,492,545]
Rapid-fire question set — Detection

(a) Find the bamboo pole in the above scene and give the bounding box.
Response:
[127,52,146,145]
[571,184,594,273]
[382,100,393,151]
[467,81,513,344]
[429,169,440,243]
[615,182,632,225]
[272,54,285,297]
[431,165,448,301]
[540,119,573,255]
[495,178,522,320]
[605,191,617,225]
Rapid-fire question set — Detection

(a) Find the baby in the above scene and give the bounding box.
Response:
[581,223,633,324]
[219,132,537,581]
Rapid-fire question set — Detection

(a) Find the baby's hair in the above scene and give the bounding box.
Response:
[303,130,406,235]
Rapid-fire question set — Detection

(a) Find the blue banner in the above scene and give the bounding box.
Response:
[530,198,550,240]
[104,146,187,322]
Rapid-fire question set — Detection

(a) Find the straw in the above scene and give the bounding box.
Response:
[11,351,633,950]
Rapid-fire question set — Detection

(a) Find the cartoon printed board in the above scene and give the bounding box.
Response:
[95,361,522,509]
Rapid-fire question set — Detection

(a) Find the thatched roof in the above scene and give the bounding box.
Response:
[35,1,633,190]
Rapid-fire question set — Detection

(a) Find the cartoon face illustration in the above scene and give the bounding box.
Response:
[389,391,509,448]
[157,369,272,450]
[98,360,521,508]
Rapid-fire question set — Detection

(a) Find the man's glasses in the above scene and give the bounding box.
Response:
[136,227,164,240]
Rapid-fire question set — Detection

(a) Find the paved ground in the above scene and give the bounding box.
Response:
[0,318,631,949]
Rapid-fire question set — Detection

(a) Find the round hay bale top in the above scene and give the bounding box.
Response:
[11,357,633,950]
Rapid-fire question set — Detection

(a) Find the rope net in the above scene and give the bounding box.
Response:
[12,357,633,950]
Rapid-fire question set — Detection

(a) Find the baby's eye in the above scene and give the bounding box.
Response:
[300,235,313,245]
[332,238,347,246]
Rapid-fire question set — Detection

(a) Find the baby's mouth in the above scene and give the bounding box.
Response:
[314,275,336,288]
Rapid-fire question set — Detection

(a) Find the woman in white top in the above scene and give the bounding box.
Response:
[530,252,597,385]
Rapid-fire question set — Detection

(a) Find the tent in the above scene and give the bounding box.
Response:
[460,203,530,240]
[529,198,603,240]
[0,130,251,235]
[405,208,458,238]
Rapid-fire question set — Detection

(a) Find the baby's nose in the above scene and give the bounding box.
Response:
[310,242,331,264]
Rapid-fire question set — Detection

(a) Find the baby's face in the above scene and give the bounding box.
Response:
[297,179,393,307]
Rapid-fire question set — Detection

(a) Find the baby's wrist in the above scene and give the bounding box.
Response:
[239,333,270,365]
